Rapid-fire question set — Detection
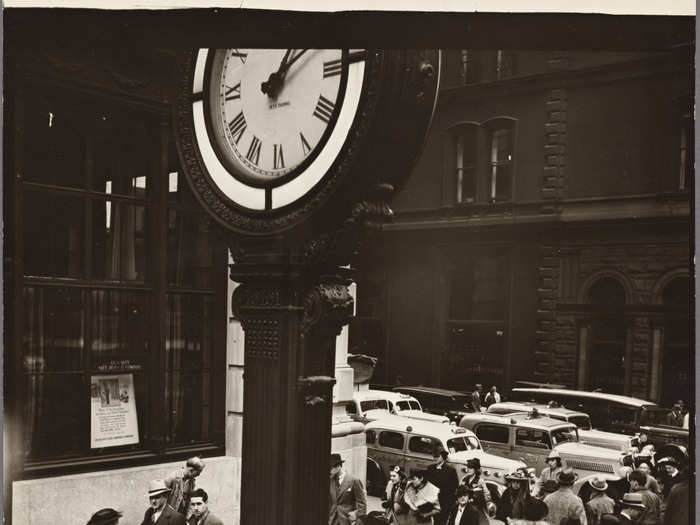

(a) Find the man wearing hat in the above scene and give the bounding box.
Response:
[543,468,587,525]
[445,486,480,525]
[86,508,122,525]
[139,480,186,525]
[600,493,646,524]
[664,404,683,427]
[535,449,563,498]
[330,453,367,525]
[584,478,614,525]
[427,449,459,525]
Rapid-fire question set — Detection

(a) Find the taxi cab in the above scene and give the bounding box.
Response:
[458,412,634,489]
[365,416,528,497]
[348,389,450,424]
[486,402,640,452]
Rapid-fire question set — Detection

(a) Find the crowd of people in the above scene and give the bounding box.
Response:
[84,456,223,525]
[349,445,690,525]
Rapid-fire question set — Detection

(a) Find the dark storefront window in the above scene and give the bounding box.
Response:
[445,249,508,390]
[16,84,225,469]
[661,277,691,406]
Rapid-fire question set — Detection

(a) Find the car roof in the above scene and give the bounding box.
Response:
[367,416,477,439]
[489,402,588,417]
[354,389,418,402]
[512,388,657,408]
[394,386,470,397]
[461,412,575,430]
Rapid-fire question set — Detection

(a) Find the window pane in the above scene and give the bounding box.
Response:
[168,210,214,288]
[166,294,214,445]
[92,114,150,197]
[492,130,512,162]
[91,290,151,358]
[378,431,404,450]
[494,165,512,201]
[24,373,86,460]
[408,436,439,455]
[92,201,148,281]
[23,287,84,372]
[23,191,84,278]
[24,89,86,189]
[475,424,509,444]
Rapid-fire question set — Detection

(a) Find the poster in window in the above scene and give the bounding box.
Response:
[90,373,139,448]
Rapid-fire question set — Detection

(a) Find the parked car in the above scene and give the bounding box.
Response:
[347,389,450,424]
[510,387,689,447]
[365,416,528,497]
[486,401,640,452]
[393,386,475,423]
[458,411,634,496]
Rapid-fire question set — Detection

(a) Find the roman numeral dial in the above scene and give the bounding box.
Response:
[210,48,358,184]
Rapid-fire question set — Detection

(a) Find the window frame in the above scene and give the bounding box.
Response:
[9,76,227,479]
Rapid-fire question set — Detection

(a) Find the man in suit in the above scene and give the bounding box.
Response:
[329,453,367,525]
[427,450,459,525]
[445,486,480,525]
[140,479,187,525]
[600,493,646,524]
[187,488,224,525]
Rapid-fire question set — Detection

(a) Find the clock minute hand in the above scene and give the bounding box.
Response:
[279,49,309,76]
[261,49,295,97]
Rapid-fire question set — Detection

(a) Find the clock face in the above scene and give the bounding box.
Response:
[191,48,366,212]
[207,49,345,184]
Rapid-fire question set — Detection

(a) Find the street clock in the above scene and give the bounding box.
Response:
[175,48,440,236]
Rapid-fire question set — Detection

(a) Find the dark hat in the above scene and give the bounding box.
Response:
[455,485,470,498]
[620,493,646,510]
[330,453,345,467]
[86,508,123,525]
[656,456,678,468]
[504,469,530,483]
[543,479,559,494]
[466,457,481,470]
[556,468,578,486]
[589,477,608,492]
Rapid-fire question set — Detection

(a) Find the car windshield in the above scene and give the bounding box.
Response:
[396,400,422,411]
[609,406,639,426]
[551,427,579,445]
[569,415,592,430]
[446,436,480,452]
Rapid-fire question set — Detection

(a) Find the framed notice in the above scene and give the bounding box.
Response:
[90,374,139,448]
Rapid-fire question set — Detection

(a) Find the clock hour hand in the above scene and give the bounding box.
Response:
[261,49,310,98]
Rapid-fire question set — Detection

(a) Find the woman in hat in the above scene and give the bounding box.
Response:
[584,478,614,525]
[460,458,491,505]
[86,508,122,525]
[535,449,563,498]
[398,470,441,525]
[382,466,407,523]
[496,469,533,522]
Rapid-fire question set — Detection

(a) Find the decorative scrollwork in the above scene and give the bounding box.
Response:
[301,283,354,336]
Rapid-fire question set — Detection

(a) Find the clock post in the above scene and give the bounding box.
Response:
[175,48,440,524]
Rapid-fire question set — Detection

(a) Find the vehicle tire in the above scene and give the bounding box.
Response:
[366,460,386,497]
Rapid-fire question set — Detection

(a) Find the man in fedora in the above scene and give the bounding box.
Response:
[140,479,186,525]
[544,468,587,525]
[329,453,367,525]
[600,493,646,524]
[585,477,614,525]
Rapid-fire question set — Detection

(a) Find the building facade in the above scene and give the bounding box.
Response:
[3,46,365,525]
[351,47,693,407]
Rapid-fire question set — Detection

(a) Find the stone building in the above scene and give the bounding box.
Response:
[351,47,693,407]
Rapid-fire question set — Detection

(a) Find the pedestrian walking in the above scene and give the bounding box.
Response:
[444,486,481,525]
[187,489,224,525]
[543,468,587,525]
[661,473,688,525]
[600,493,646,524]
[495,469,531,522]
[139,479,186,525]
[584,478,614,525]
[399,470,441,525]
[460,458,491,504]
[86,508,123,525]
[484,387,501,408]
[471,385,483,413]
[164,456,205,518]
[330,453,367,525]
[628,470,660,525]
[535,450,563,498]
[382,466,407,523]
[427,450,459,525]
[635,464,660,495]
[655,457,680,498]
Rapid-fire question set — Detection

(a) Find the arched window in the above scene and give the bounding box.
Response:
[587,278,626,394]
[660,277,691,406]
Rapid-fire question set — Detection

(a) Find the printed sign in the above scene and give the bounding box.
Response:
[90,373,139,448]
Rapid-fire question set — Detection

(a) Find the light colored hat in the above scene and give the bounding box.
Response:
[148,479,171,497]
[620,492,646,509]
[546,449,561,461]
[589,477,608,491]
